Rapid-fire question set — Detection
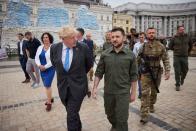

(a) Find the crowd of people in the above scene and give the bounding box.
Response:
[17,25,193,131]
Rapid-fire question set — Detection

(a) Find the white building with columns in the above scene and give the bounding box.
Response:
[114,2,196,37]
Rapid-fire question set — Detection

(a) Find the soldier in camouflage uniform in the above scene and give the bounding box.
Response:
[169,25,192,91]
[138,27,171,124]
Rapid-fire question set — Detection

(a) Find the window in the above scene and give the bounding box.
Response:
[126,20,129,24]
[177,21,179,26]
[0,4,2,12]
[72,13,74,18]
[126,27,129,33]
[120,20,123,24]
[107,26,110,31]
[101,15,103,21]
[114,19,116,23]
[182,20,185,25]
[107,16,109,21]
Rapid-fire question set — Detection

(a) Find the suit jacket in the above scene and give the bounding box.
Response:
[50,42,93,106]
[17,40,28,58]
[83,39,94,57]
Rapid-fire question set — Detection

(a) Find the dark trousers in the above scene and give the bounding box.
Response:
[19,55,30,80]
[104,93,129,131]
[138,80,142,97]
[65,87,84,131]
[173,56,189,86]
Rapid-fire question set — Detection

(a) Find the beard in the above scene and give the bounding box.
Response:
[148,36,155,41]
[113,42,123,48]
[178,32,184,36]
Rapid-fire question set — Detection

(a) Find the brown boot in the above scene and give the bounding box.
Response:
[150,105,155,113]
[140,117,148,124]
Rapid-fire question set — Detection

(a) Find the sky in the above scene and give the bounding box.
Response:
[102,0,196,8]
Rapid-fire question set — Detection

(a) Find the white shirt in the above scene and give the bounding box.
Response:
[133,41,144,58]
[19,40,23,55]
[62,43,73,69]
[35,45,52,69]
[78,38,84,43]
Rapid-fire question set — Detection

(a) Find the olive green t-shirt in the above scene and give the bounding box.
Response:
[95,45,138,94]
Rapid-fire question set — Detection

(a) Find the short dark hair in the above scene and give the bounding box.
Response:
[177,25,184,30]
[130,28,136,34]
[146,27,155,32]
[25,31,32,36]
[111,27,125,36]
[17,33,24,36]
[76,28,85,36]
[41,32,54,44]
[139,32,146,37]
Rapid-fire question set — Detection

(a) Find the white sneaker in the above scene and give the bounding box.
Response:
[31,82,36,87]
[32,83,40,89]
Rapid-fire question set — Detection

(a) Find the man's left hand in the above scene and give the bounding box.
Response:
[39,65,46,71]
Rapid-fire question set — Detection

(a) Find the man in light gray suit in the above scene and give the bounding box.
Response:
[50,26,93,131]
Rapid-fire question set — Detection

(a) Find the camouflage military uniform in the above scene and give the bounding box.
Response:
[169,34,192,90]
[138,40,170,122]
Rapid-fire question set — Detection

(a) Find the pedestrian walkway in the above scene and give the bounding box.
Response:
[0,52,196,131]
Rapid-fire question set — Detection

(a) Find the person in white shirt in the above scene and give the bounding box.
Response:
[133,32,146,99]
[133,32,146,57]
[17,33,30,83]
[76,28,85,43]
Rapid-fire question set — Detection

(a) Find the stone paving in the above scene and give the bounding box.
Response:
[0,51,196,131]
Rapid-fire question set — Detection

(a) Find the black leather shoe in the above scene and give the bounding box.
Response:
[22,79,30,83]
[87,91,91,98]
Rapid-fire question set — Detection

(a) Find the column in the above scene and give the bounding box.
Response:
[169,17,172,37]
[150,16,152,27]
[136,16,139,32]
[146,16,149,30]
[132,15,135,29]
[192,15,195,32]
[141,15,144,32]
[163,16,167,37]
[186,16,189,33]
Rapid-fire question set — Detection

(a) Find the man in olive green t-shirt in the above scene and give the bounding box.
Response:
[169,25,192,91]
[92,27,138,131]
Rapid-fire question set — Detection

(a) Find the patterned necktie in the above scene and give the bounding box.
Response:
[64,48,70,71]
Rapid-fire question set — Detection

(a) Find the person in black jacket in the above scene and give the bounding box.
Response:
[25,32,41,88]
[17,33,30,83]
